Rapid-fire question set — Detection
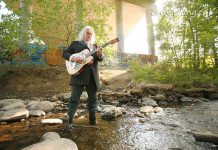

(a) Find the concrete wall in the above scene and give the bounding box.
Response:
[107,0,155,55]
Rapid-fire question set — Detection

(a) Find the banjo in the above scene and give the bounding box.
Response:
[65,38,119,75]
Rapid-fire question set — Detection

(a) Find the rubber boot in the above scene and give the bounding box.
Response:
[89,111,96,125]
[68,109,76,129]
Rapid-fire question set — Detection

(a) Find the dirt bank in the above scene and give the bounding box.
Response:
[0,65,133,98]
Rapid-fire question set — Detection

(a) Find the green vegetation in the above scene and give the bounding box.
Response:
[1,0,218,89]
[155,0,218,69]
[129,0,218,90]
[1,0,114,60]
[32,0,114,47]
[130,60,218,91]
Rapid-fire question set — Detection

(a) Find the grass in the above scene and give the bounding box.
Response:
[129,60,218,91]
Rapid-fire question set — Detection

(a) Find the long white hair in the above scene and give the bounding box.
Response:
[78,26,95,44]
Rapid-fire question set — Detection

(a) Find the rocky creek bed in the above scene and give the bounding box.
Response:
[0,92,217,150]
[0,67,218,149]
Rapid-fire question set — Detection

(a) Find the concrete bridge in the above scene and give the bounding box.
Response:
[4,0,156,57]
[115,0,156,56]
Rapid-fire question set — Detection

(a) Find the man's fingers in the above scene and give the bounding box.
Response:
[77,60,82,64]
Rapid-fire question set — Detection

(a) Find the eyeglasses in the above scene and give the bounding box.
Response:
[86,32,93,35]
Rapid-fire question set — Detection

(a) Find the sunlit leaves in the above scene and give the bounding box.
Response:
[155,0,218,69]
[32,0,114,47]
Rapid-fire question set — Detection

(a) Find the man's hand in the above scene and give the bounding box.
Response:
[87,59,94,65]
[71,56,83,64]
[96,48,103,57]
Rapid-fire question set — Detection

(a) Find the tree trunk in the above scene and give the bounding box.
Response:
[189,25,197,69]
[212,44,218,68]
[195,28,200,68]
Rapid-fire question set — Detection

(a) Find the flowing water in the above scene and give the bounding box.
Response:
[0,101,218,150]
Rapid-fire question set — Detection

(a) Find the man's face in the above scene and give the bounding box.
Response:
[84,29,93,42]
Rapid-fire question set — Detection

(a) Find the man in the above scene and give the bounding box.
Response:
[63,26,103,128]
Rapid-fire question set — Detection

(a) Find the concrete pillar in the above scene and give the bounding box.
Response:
[76,0,84,37]
[145,9,155,55]
[19,0,31,50]
[115,0,124,57]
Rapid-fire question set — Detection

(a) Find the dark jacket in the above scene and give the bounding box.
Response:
[62,40,103,91]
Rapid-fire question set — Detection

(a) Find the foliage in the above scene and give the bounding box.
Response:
[32,0,114,48]
[129,61,218,91]
[4,0,32,50]
[0,0,33,62]
[0,14,18,50]
[155,0,218,69]
[84,1,115,57]
[0,12,19,61]
[1,0,114,62]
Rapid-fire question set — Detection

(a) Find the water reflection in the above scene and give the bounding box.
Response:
[0,104,217,150]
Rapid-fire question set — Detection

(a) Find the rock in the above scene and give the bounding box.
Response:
[158,101,168,106]
[151,94,167,101]
[192,131,218,145]
[139,118,146,123]
[40,132,60,141]
[41,119,63,124]
[135,111,146,118]
[154,107,163,113]
[29,101,54,112]
[166,96,174,101]
[145,112,156,118]
[51,95,60,102]
[137,98,142,104]
[77,103,86,109]
[101,106,123,119]
[198,97,210,102]
[186,92,203,97]
[140,83,173,91]
[22,132,78,150]
[26,101,39,109]
[116,107,127,114]
[141,97,158,106]
[118,96,131,103]
[56,101,63,104]
[140,106,154,113]
[21,119,26,122]
[129,88,142,96]
[31,97,42,101]
[110,100,119,106]
[62,93,71,101]
[29,110,46,117]
[77,116,86,120]
[146,88,156,95]
[180,97,193,102]
[0,102,26,111]
[59,113,68,121]
[76,109,86,117]
[0,122,7,125]
[208,93,218,100]
[97,105,103,112]
[80,92,88,103]
[0,109,29,122]
[104,96,115,102]
[174,93,184,99]
[100,104,114,109]
[0,99,24,108]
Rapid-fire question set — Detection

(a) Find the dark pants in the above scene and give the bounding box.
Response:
[68,72,97,123]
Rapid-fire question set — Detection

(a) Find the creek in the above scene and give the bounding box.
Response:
[0,101,217,150]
